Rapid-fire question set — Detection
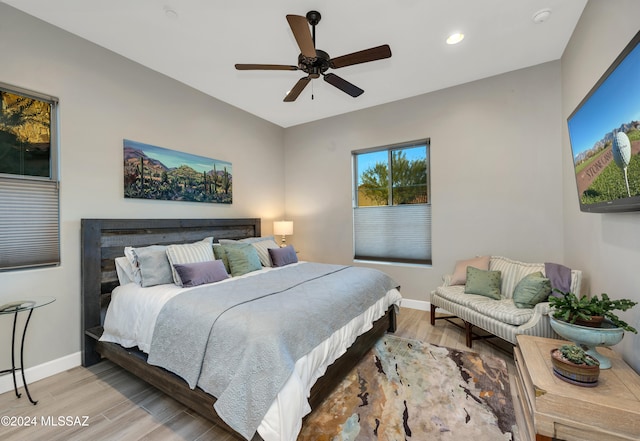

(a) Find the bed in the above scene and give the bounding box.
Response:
[81,218,401,441]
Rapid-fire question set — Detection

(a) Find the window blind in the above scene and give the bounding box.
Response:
[353,203,431,264]
[0,176,60,270]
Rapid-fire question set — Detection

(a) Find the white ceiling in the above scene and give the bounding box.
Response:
[3,0,587,128]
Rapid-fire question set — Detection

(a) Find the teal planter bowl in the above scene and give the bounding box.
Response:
[549,316,624,369]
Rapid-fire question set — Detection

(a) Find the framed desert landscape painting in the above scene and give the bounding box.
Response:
[123,139,232,204]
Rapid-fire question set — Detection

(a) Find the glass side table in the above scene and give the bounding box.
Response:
[0,296,55,404]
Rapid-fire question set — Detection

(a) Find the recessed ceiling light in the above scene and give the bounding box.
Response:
[532,9,551,24]
[446,33,465,45]
[163,5,178,19]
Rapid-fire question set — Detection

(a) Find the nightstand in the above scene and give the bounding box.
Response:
[514,335,640,441]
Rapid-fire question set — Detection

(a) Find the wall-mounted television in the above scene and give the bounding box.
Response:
[567,30,640,213]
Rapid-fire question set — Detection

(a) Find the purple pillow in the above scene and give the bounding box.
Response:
[173,260,229,287]
[268,245,298,267]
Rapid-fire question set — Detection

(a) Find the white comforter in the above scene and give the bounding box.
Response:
[101,263,402,441]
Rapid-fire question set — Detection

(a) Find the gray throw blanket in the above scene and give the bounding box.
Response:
[148,262,398,440]
[545,262,572,296]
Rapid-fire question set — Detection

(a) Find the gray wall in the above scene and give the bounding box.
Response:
[561,0,640,371]
[0,4,285,369]
[284,61,565,307]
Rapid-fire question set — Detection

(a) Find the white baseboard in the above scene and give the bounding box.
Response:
[400,298,452,315]
[400,298,430,311]
[0,351,81,394]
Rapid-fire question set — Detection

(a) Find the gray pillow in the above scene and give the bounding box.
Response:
[223,243,262,277]
[173,260,229,287]
[268,245,298,267]
[513,271,552,309]
[132,245,173,287]
[464,266,502,300]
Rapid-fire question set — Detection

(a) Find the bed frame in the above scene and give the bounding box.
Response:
[81,218,396,438]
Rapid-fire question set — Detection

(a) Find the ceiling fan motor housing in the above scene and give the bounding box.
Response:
[298,49,330,78]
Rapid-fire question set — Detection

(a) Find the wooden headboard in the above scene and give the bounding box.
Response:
[81,218,261,366]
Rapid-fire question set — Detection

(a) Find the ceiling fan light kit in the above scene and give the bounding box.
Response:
[235,10,392,102]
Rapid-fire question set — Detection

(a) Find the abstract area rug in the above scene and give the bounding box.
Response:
[298,334,517,441]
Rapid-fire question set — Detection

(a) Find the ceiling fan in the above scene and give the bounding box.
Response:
[234,10,392,102]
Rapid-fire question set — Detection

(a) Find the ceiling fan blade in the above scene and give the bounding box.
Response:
[330,44,392,69]
[286,15,316,58]
[323,73,364,97]
[235,64,298,71]
[284,77,311,102]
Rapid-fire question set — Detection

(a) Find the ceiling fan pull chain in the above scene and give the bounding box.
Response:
[312,81,314,100]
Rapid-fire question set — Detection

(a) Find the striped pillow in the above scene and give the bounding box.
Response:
[248,238,280,267]
[489,256,545,299]
[166,237,214,285]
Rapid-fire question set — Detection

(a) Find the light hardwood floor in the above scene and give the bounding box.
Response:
[0,308,523,441]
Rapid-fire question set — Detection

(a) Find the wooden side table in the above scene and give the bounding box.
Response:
[514,335,640,441]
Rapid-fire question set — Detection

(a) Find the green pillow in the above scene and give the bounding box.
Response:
[213,244,230,273]
[464,266,502,300]
[513,271,552,309]
[223,243,262,277]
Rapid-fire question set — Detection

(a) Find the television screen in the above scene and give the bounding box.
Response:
[567,30,640,213]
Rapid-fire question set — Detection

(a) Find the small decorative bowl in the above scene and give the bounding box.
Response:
[550,348,600,387]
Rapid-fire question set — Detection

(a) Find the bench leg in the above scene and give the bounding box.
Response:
[430,304,437,326]
[464,321,473,348]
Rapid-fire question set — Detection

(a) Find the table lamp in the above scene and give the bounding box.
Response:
[273,221,293,246]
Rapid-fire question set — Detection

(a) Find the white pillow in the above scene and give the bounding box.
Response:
[124,246,142,284]
[115,256,138,285]
[166,237,215,285]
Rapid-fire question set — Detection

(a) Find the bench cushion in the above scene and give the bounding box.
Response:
[434,285,534,326]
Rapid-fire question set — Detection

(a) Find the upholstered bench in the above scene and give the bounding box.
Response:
[430,256,582,348]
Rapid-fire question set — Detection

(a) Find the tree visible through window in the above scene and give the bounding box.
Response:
[353,140,431,265]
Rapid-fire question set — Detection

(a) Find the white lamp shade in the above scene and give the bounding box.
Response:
[273,221,293,236]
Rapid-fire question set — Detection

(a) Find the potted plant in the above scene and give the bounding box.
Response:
[550,344,600,386]
[549,291,637,369]
[549,290,637,333]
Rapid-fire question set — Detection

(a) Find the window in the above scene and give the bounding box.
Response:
[353,139,431,265]
[0,82,59,270]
